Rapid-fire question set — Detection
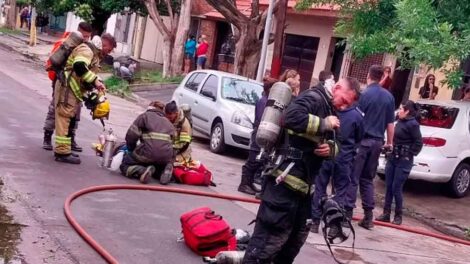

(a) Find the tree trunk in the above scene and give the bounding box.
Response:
[170,0,192,76]
[162,37,174,77]
[91,10,111,36]
[234,24,261,79]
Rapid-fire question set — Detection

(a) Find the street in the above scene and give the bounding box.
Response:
[1,45,470,264]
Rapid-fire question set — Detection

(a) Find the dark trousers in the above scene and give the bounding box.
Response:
[240,130,264,186]
[345,138,383,210]
[311,160,352,220]
[243,178,311,264]
[120,152,165,180]
[384,157,412,212]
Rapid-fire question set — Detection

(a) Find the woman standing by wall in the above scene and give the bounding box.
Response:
[419,74,439,100]
[376,100,423,225]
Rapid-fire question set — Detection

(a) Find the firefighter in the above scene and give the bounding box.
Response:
[120,101,176,184]
[53,33,116,164]
[42,22,93,152]
[165,101,193,166]
[310,77,364,233]
[242,81,340,263]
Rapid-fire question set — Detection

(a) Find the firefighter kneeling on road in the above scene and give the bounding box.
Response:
[243,82,340,263]
[120,101,175,184]
[54,33,116,164]
[164,101,193,166]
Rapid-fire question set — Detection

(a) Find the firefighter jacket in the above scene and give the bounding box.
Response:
[125,107,175,164]
[64,43,101,101]
[273,86,338,195]
[173,109,192,164]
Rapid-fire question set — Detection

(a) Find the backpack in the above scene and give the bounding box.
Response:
[173,163,215,186]
[180,207,237,257]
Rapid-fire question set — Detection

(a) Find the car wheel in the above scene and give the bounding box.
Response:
[447,163,470,198]
[210,122,226,154]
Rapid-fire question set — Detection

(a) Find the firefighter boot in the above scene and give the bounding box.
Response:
[376,208,391,223]
[71,133,83,152]
[342,208,353,228]
[55,153,81,165]
[140,165,156,184]
[43,130,53,151]
[392,210,403,225]
[358,209,374,230]
[159,163,173,185]
[310,219,321,234]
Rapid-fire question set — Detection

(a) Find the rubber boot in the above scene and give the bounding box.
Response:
[392,210,403,225]
[71,133,83,152]
[342,208,353,228]
[376,208,391,223]
[358,209,374,230]
[159,163,173,185]
[310,219,321,234]
[55,153,81,165]
[238,185,256,195]
[140,165,156,184]
[43,130,53,151]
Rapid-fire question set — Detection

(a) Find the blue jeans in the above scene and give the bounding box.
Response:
[384,157,413,212]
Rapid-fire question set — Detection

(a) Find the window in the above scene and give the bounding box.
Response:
[184,73,207,92]
[418,104,459,129]
[221,77,263,105]
[200,75,218,100]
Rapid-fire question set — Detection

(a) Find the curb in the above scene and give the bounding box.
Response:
[374,192,470,241]
[0,39,42,65]
[129,82,178,92]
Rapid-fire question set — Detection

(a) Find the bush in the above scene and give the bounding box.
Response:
[104,76,130,97]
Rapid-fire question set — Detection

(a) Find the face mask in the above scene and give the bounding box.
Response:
[324,78,335,95]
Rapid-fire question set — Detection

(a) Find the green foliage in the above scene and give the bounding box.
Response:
[295,0,470,88]
[135,70,184,84]
[16,0,31,7]
[0,27,21,35]
[104,76,131,97]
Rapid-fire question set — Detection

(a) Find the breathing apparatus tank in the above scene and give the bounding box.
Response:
[102,128,117,168]
[203,251,245,264]
[255,82,292,159]
[49,31,84,70]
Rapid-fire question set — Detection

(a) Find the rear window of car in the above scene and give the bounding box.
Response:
[418,104,459,129]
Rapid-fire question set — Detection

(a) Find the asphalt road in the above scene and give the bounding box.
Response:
[0,47,334,263]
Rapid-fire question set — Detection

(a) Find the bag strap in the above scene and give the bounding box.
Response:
[321,211,356,264]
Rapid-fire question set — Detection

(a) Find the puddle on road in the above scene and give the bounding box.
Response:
[0,186,23,264]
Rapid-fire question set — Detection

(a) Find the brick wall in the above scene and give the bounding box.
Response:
[192,0,213,16]
[199,19,217,68]
[348,54,385,83]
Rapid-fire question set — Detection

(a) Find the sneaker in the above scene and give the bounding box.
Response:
[159,164,173,185]
[140,166,156,184]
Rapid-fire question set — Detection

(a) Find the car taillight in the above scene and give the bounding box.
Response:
[422,137,446,147]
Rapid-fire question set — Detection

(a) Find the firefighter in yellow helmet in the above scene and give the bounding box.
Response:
[165,101,193,166]
[54,33,116,164]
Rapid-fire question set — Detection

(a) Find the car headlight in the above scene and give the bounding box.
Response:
[231,111,253,129]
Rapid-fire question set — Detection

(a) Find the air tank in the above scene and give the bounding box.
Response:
[49,31,84,69]
[256,82,292,157]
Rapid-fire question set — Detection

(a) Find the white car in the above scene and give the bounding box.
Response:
[377,100,470,198]
[171,70,263,153]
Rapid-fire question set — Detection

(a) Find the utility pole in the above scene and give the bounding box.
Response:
[29,6,36,46]
[256,0,275,82]
[270,0,288,79]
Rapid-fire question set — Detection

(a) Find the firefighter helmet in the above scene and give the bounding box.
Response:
[93,99,110,120]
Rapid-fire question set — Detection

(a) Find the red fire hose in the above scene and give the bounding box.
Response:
[64,184,470,264]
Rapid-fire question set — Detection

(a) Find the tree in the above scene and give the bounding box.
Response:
[143,0,191,77]
[204,0,280,79]
[296,0,470,88]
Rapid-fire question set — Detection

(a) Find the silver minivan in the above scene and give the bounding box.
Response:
[171,70,263,153]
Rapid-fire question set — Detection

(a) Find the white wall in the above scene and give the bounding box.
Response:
[65,12,83,32]
[139,16,169,64]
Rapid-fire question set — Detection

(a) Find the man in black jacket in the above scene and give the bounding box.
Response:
[242,81,340,264]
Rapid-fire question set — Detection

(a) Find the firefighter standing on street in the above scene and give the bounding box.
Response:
[53,33,116,164]
[42,22,93,152]
[242,82,340,263]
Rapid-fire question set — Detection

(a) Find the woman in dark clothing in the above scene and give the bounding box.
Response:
[376,100,423,225]
[419,74,439,99]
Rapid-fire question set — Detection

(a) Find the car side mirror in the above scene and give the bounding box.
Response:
[201,90,216,101]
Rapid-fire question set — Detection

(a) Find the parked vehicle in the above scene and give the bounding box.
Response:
[171,70,263,153]
[377,100,470,198]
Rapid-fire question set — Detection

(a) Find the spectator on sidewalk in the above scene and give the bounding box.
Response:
[419,74,439,100]
[345,65,395,230]
[376,100,422,225]
[380,66,393,91]
[184,35,196,74]
[20,6,28,28]
[196,35,209,70]
[280,69,301,97]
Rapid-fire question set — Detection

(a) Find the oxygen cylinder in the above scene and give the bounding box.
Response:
[256,82,292,156]
[49,31,84,69]
[203,251,245,264]
[102,128,117,168]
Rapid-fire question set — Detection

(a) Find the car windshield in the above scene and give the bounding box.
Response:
[418,104,459,129]
[221,77,263,105]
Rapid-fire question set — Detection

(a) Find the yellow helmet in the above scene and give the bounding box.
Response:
[92,94,110,120]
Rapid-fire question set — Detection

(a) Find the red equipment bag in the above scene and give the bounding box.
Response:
[173,164,215,186]
[180,207,236,257]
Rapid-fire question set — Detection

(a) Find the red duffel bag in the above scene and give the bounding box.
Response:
[173,164,215,186]
[180,207,236,257]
